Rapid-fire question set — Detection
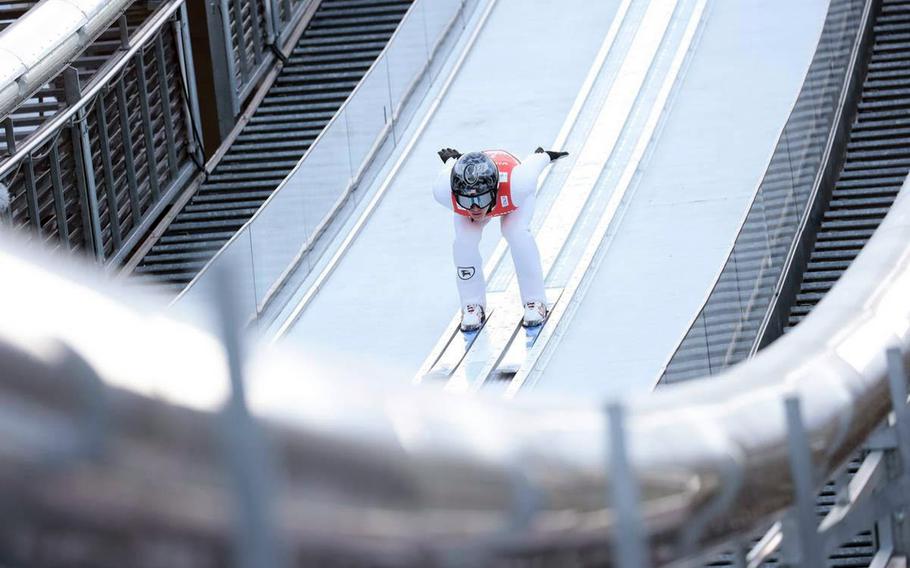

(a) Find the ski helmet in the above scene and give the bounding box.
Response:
[450,151,499,211]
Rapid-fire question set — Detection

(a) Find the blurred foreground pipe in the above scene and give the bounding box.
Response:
[0,172,908,563]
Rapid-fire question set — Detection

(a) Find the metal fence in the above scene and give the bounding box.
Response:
[659,0,870,384]
[0,0,203,264]
[177,0,469,321]
[212,0,312,120]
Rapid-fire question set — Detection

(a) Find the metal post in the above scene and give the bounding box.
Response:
[47,144,70,249]
[218,0,241,117]
[731,541,747,568]
[115,78,143,224]
[263,0,276,45]
[249,0,265,66]
[783,396,825,568]
[176,5,205,158]
[64,67,104,260]
[886,347,910,555]
[95,93,132,238]
[153,34,179,180]
[607,402,649,568]
[22,156,41,233]
[118,14,130,49]
[231,0,252,84]
[2,119,17,223]
[212,263,287,568]
[886,348,910,478]
[132,51,161,202]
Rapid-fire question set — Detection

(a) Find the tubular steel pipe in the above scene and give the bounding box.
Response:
[0,170,908,563]
[0,0,132,120]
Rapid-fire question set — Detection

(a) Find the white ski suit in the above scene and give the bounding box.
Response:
[433,151,552,308]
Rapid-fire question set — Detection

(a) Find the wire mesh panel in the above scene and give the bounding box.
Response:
[0,1,202,263]
[660,0,868,385]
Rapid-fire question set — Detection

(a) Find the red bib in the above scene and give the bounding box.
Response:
[451,149,520,218]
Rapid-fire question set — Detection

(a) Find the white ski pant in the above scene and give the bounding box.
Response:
[452,194,546,308]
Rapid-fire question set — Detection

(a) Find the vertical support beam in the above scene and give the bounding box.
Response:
[218,0,242,117]
[115,77,143,225]
[232,0,252,83]
[153,34,179,180]
[263,0,276,45]
[212,263,287,568]
[47,144,70,249]
[1,118,15,222]
[95,93,131,240]
[782,396,825,568]
[249,0,265,65]
[118,14,130,49]
[280,0,291,27]
[887,348,910,478]
[886,348,910,555]
[176,5,205,159]
[133,50,161,202]
[22,156,41,233]
[607,402,649,568]
[64,68,104,260]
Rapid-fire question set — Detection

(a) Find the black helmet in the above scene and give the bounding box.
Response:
[450,151,499,211]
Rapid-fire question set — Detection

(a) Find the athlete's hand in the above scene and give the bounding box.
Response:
[438,147,462,163]
[535,147,569,161]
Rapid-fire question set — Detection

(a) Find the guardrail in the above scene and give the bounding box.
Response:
[0,0,133,118]
[207,0,314,132]
[659,0,871,384]
[176,0,471,321]
[1,166,909,564]
[0,0,203,264]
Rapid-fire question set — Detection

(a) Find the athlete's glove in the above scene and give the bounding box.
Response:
[438,147,462,163]
[535,147,569,161]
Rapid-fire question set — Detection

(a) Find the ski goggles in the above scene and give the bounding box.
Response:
[455,190,495,210]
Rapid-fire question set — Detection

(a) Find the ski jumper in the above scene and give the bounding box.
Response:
[433,150,551,308]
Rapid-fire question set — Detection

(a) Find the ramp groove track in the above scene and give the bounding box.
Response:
[135,0,412,290]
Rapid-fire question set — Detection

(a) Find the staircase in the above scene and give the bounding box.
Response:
[134,0,413,290]
[788,0,910,328]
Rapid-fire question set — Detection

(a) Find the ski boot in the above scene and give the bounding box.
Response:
[460,304,485,332]
[522,300,548,328]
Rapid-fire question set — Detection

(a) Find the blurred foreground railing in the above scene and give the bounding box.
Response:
[1,168,910,565]
[659,0,872,384]
[176,0,470,321]
[0,0,203,263]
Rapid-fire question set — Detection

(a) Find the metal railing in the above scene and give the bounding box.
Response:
[0,0,134,117]
[211,0,313,121]
[0,0,203,264]
[659,0,871,385]
[1,166,910,564]
[176,0,470,321]
[0,4,164,155]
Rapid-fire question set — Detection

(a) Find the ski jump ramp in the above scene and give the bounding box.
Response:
[270,0,831,399]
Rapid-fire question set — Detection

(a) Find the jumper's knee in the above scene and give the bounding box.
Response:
[501,223,532,246]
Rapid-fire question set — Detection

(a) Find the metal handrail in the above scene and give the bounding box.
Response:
[0,0,132,117]
[0,0,186,179]
[1,168,909,562]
